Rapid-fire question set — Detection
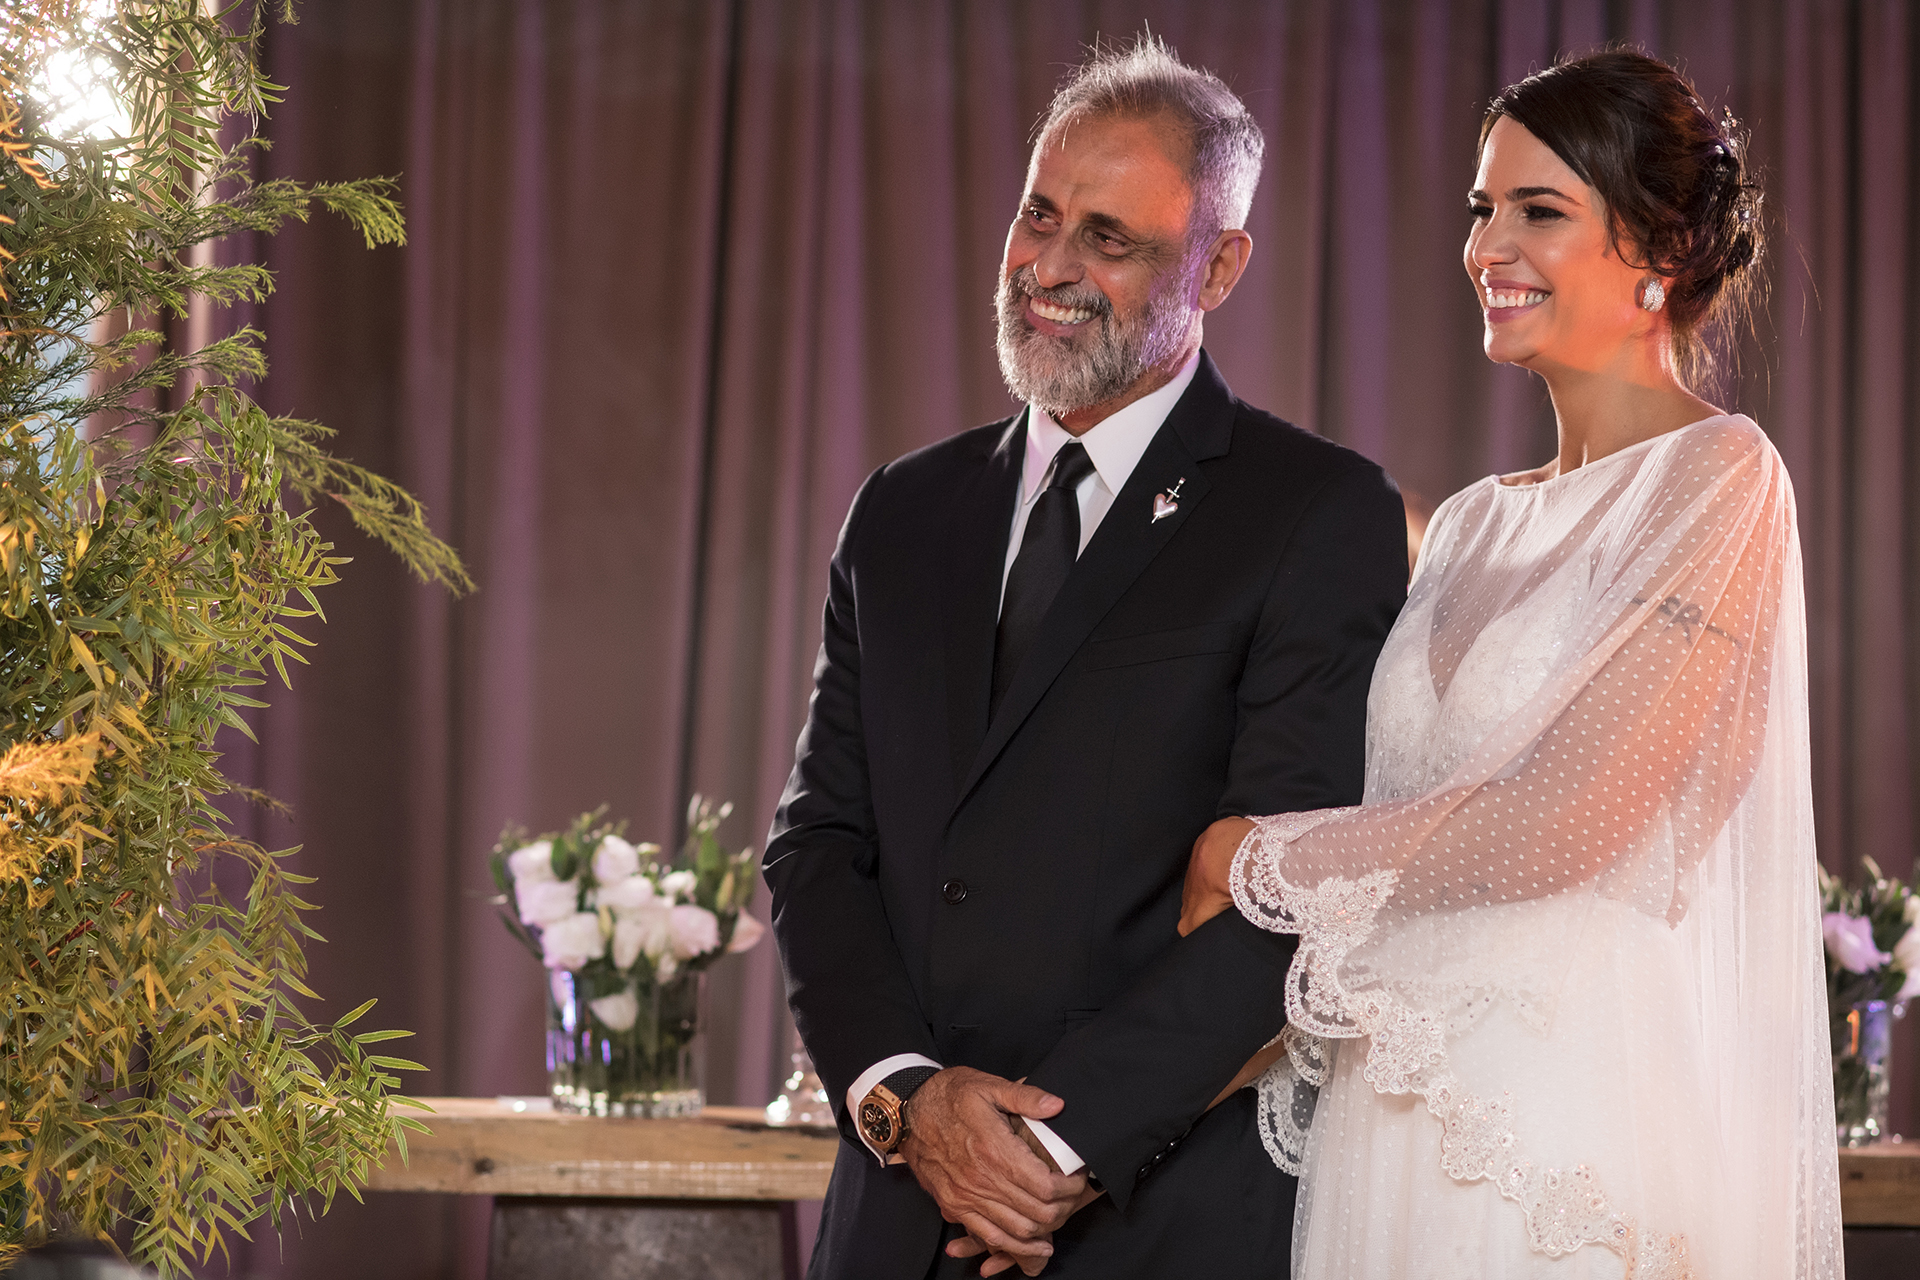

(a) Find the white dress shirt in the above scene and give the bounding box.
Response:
[848,351,1202,1172]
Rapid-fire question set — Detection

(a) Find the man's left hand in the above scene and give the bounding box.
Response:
[947,1182,1106,1277]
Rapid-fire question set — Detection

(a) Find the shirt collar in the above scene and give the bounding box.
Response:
[1021,350,1202,506]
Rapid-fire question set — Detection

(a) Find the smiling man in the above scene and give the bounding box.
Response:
[764,38,1408,1279]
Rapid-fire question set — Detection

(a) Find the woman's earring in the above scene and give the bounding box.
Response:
[1640,278,1667,312]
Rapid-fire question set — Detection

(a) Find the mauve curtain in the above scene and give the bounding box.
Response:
[211,2,1919,1276]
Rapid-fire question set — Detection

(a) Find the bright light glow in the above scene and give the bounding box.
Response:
[26,1,130,147]
[35,45,130,145]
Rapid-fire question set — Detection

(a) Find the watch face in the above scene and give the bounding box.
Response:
[860,1099,896,1146]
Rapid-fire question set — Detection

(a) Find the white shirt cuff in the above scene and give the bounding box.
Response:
[1021,1117,1086,1176]
[847,1053,944,1165]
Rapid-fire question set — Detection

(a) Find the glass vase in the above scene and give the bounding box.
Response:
[1833,998,1897,1147]
[547,967,707,1118]
[765,1026,833,1127]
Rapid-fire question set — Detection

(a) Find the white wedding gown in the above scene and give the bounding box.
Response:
[1234,417,1842,1279]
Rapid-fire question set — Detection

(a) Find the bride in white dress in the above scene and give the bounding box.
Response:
[1181,52,1841,1279]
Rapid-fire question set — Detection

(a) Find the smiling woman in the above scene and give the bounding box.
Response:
[1468,50,1764,397]
[1174,47,1837,1280]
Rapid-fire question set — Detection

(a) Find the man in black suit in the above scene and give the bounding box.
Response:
[764,39,1406,1279]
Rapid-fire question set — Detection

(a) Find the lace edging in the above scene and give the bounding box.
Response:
[1253,1026,1330,1176]
[1229,813,1694,1279]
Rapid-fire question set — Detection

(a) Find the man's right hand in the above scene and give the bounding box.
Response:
[897,1066,1088,1276]
[1179,816,1254,935]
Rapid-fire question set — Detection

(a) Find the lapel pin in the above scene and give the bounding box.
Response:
[1152,478,1186,523]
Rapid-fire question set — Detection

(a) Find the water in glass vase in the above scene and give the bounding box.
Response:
[547,968,707,1117]
[1833,998,1898,1147]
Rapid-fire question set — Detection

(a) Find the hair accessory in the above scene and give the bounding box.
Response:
[1641,278,1666,312]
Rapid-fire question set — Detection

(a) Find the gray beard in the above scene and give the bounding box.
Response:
[994,258,1200,417]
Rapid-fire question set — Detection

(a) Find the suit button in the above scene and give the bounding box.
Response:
[941,879,968,905]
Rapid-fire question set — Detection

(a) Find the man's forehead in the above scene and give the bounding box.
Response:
[1028,108,1193,182]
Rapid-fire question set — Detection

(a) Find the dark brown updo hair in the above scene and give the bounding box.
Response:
[1479,49,1764,387]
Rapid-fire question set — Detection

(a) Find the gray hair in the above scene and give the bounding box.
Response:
[1038,35,1264,246]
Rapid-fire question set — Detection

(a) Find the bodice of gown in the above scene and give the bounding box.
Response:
[1356,452,1690,1027]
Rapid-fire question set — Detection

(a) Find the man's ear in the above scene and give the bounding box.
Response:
[1196,230,1253,312]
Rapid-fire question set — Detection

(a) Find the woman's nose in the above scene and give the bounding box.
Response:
[1468,220,1516,268]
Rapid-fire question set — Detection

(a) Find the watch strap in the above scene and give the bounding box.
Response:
[880,1065,939,1107]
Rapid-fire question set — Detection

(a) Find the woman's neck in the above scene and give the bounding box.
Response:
[1531,340,1723,481]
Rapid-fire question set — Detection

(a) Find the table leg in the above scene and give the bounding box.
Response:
[489,1196,800,1279]
[1844,1226,1920,1279]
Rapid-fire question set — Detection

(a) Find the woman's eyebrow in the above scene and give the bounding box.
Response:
[1466,186,1580,203]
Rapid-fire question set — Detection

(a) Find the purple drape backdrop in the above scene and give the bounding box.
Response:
[211,2,1919,1275]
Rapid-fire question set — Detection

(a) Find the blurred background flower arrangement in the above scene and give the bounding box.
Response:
[490,798,763,1116]
[1822,858,1920,1146]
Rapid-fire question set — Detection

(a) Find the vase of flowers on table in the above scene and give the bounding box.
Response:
[1820,857,1919,1147]
[491,797,765,1117]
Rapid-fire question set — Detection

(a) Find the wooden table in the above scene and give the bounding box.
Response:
[372,1100,1920,1277]
[1841,1143,1920,1226]
[368,1097,837,1279]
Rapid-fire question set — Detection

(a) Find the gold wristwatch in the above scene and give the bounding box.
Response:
[858,1066,939,1154]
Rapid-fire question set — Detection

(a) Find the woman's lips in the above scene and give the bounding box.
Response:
[1481,282,1549,323]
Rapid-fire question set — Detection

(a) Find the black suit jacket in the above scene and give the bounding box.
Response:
[765,352,1406,1278]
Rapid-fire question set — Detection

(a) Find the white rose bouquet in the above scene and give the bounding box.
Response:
[1819,857,1918,1143]
[489,798,763,1115]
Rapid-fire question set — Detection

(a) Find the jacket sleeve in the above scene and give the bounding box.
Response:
[762,467,940,1147]
[1022,461,1407,1209]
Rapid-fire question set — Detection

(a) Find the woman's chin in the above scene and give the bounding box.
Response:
[1481,332,1540,366]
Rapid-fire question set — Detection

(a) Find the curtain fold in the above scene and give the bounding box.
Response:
[214,3,1919,1275]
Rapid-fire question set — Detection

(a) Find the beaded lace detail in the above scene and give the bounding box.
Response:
[1233,814,1695,1277]
[1252,1025,1333,1176]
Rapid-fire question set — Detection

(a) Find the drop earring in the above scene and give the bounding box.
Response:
[1640,278,1666,312]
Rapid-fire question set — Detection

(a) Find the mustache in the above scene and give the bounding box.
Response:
[1004,267,1113,320]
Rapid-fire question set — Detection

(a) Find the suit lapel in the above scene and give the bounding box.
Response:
[943,413,1025,794]
[953,353,1237,811]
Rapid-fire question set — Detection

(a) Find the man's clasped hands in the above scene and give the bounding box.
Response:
[897,1067,1102,1278]
[897,818,1266,1277]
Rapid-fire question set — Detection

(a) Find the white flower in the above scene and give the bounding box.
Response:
[1907,895,1920,925]
[1824,912,1892,975]
[612,905,667,970]
[589,990,640,1031]
[594,874,657,914]
[654,952,680,983]
[659,870,698,904]
[1893,924,1920,1001]
[669,904,721,959]
[726,912,765,954]
[507,840,556,884]
[592,835,641,884]
[517,878,582,927]
[611,898,675,970]
[540,912,608,971]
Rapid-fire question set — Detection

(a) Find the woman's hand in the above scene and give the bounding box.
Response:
[1179,817,1255,936]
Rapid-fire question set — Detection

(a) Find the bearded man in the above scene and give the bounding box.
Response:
[764,39,1406,1279]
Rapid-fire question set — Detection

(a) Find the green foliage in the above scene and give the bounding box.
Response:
[0,2,467,1271]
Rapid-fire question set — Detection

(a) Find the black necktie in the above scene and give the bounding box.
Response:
[992,441,1095,716]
